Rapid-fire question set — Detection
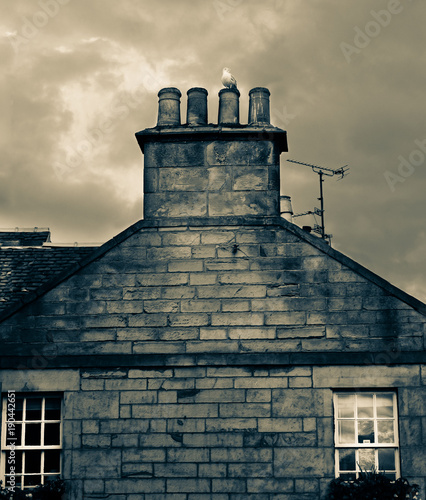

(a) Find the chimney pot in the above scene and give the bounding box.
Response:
[280,195,293,222]
[218,88,240,126]
[157,87,181,126]
[248,87,271,125]
[186,87,208,126]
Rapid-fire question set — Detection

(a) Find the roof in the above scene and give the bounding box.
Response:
[0,230,51,247]
[0,234,97,314]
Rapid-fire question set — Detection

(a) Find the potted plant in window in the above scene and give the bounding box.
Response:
[0,479,65,499]
[325,470,421,500]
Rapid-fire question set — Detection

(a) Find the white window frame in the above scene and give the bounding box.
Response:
[333,391,400,479]
[0,394,62,489]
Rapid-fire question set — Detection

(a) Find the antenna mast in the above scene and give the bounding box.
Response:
[286,159,349,243]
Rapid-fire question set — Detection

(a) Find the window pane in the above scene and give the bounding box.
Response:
[358,420,374,443]
[44,398,61,420]
[26,399,42,421]
[377,420,395,443]
[7,422,22,445]
[25,423,41,445]
[376,394,394,418]
[357,394,373,418]
[25,475,42,487]
[14,423,22,446]
[339,449,356,471]
[338,420,355,444]
[44,423,60,446]
[25,451,41,474]
[15,398,23,421]
[44,450,60,473]
[358,448,375,472]
[6,475,22,489]
[337,395,355,418]
[6,450,22,474]
[378,449,395,471]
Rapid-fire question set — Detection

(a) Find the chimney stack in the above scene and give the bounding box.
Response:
[136,85,288,220]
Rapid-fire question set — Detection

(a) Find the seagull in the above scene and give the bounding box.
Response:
[221,67,237,89]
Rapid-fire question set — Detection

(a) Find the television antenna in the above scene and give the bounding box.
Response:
[286,159,349,244]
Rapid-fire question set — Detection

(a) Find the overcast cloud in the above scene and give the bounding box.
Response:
[1,0,425,302]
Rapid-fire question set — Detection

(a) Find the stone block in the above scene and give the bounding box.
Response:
[132,403,218,419]
[123,448,166,463]
[313,365,421,388]
[258,418,302,433]
[181,299,221,312]
[166,479,210,493]
[162,231,201,246]
[233,167,269,191]
[105,478,165,494]
[234,378,287,389]
[246,478,294,493]
[144,192,207,218]
[265,312,306,326]
[167,448,209,463]
[67,391,119,419]
[246,389,272,402]
[72,449,121,479]
[190,272,218,285]
[154,463,197,477]
[206,141,274,166]
[272,389,331,418]
[128,314,168,327]
[197,285,266,298]
[274,448,334,477]
[211,479,246,493]
[168,313,210,326]
[145,141,205,168]
[168,260,204,272]
[82,434,111,448]
[209,192,278,217]
[212,312,264,326]
[200,328,227,340]
[143,300,179,313]
[183,433,243,448]
[210,448,272,462]
[219,403,270,418]
[198,463,227,477]
[206,418,257,432]
[229,327,276,339]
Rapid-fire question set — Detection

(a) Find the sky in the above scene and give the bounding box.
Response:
[1,0,426,302]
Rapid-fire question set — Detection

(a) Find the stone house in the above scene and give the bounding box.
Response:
[0,85,425,500]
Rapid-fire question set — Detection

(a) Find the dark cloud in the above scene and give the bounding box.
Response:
[1,0,425,301]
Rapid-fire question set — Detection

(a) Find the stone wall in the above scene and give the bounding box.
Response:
[2,365,424,499]
[1,220,425,360]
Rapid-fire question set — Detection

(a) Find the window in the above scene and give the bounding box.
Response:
[333,391,399,480]
[1,394,62,489]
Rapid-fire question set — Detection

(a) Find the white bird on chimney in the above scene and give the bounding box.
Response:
[221,67,237,89]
